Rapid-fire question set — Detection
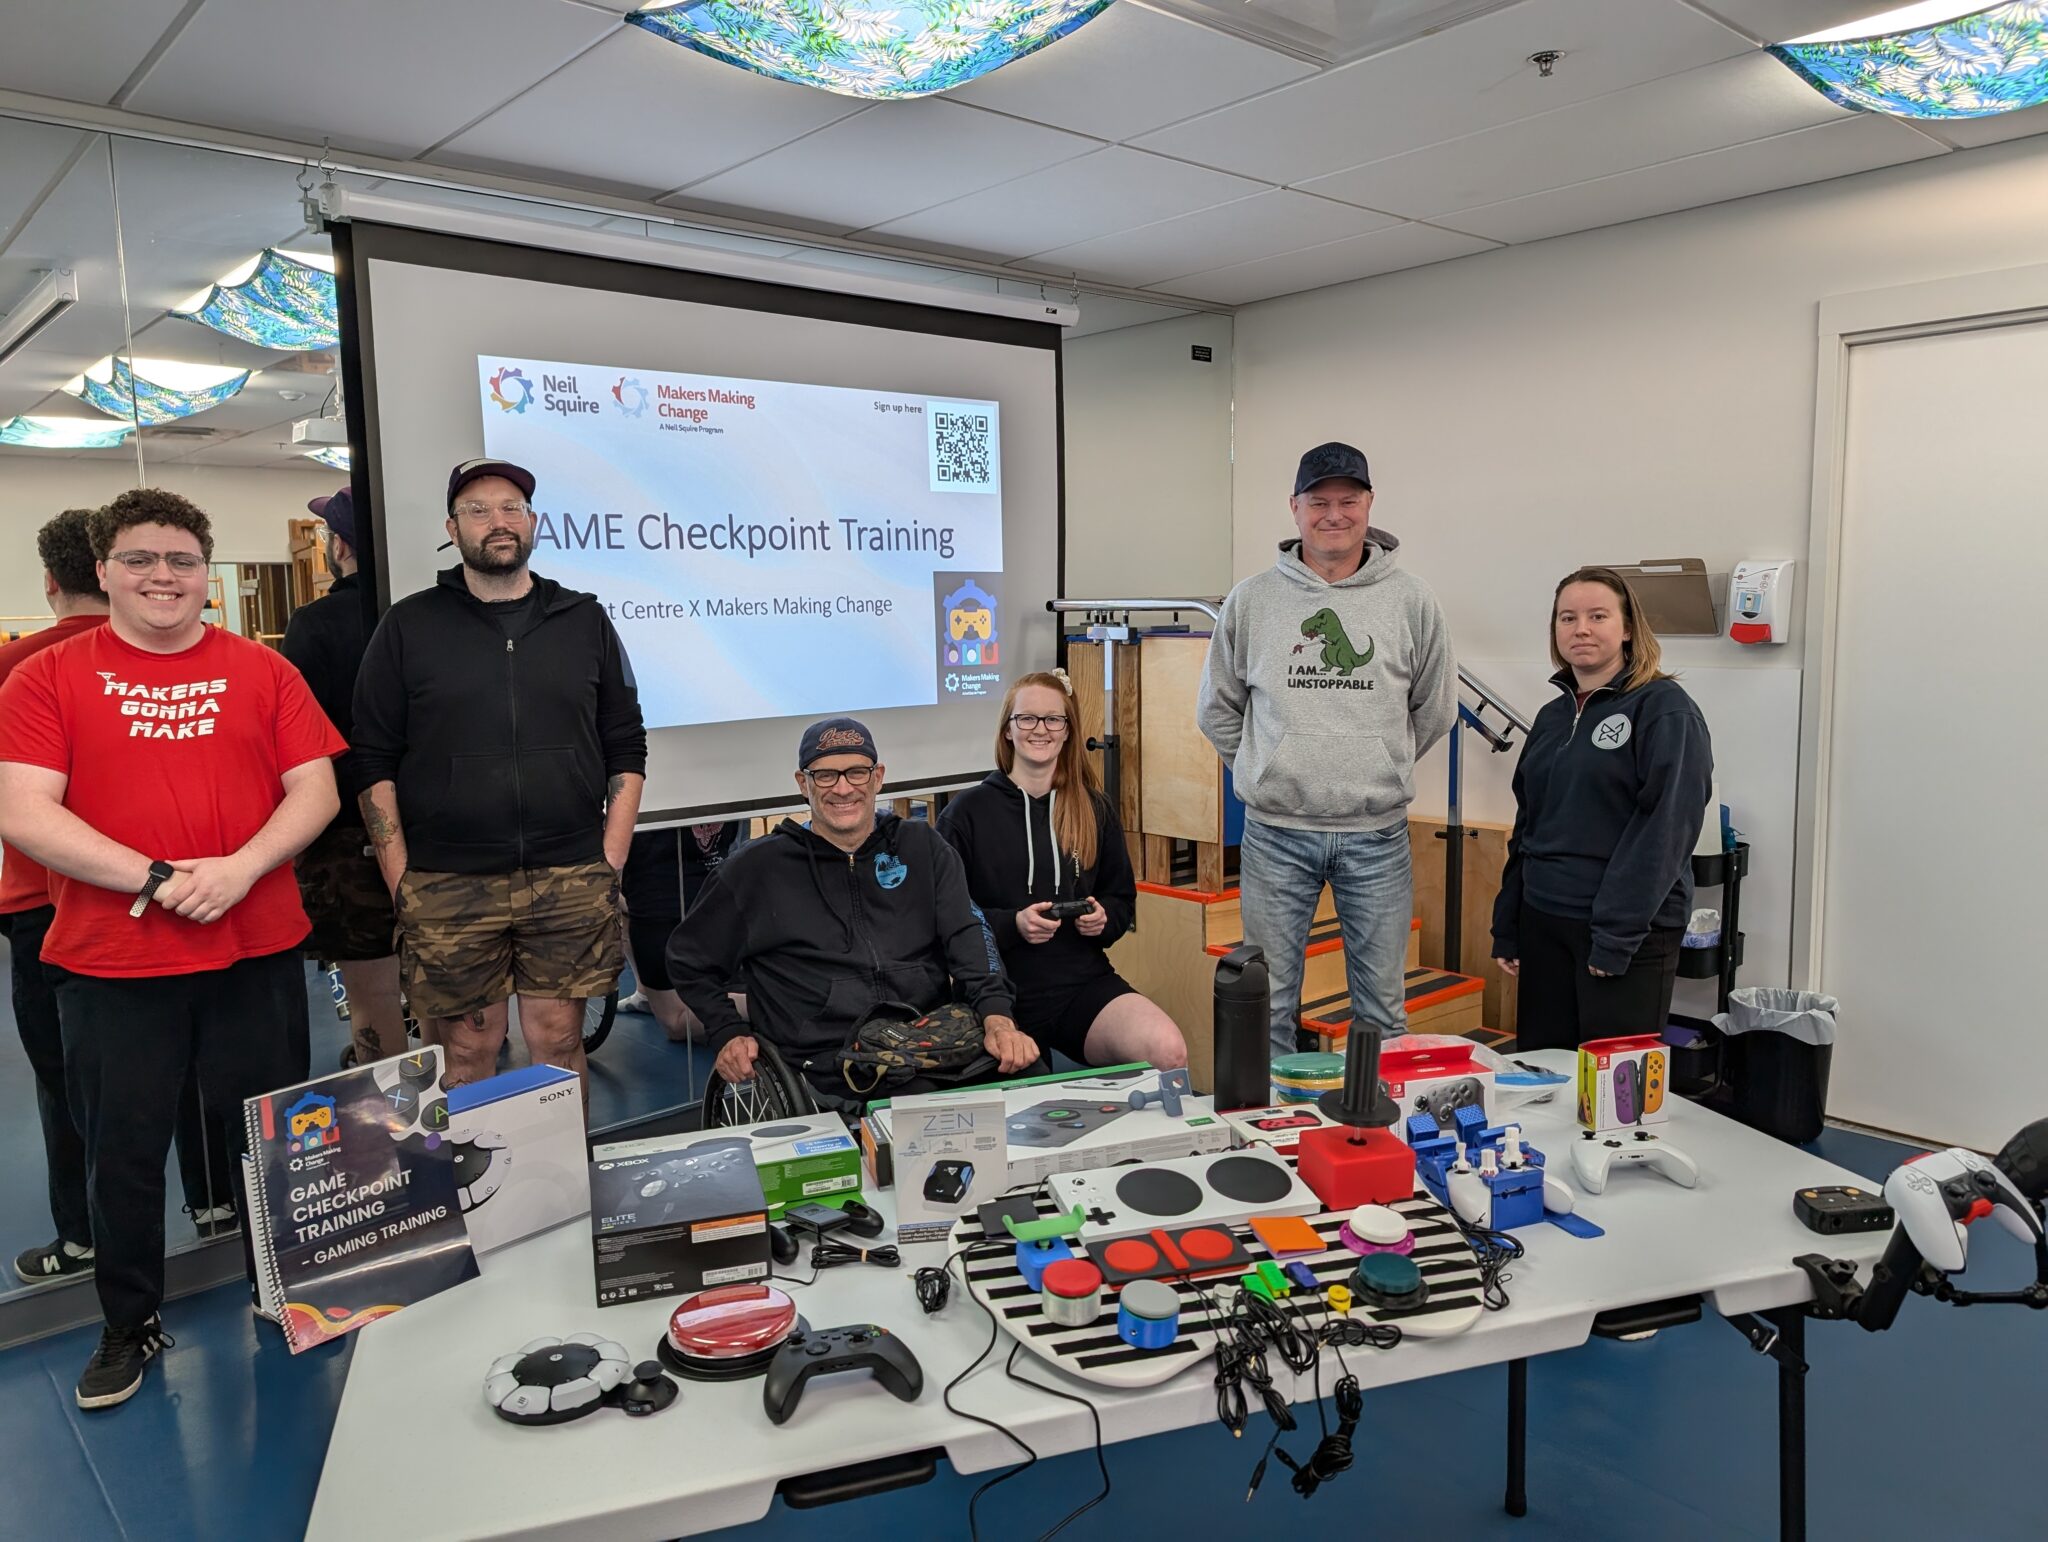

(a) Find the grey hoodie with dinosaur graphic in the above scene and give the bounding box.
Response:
[1198,530,1456,833]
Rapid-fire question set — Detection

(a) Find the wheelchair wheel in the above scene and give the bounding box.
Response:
[582,989,618,1054]
[700,1038,817,1128]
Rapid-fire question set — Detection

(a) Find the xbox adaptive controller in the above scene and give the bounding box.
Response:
[762,1324,923,1425]
[1885,1147,2045,1274]
[1570,1129,1699,1193]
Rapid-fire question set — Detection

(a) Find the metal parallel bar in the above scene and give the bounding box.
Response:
[1047,597,1222,622]
[1770,1307,1808,1542]
[1505,1357,1529,1517]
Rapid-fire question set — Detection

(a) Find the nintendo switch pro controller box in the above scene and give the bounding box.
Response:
[1378,1043,1498,1146]
[1577,1034,1671,1133]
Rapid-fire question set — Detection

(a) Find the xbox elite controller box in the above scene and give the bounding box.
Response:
[1577,1033,1671,1133]
[445,1063,590,1255]
[587,1139,771,1306]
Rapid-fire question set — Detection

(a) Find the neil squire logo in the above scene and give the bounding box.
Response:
[488,365,532,413]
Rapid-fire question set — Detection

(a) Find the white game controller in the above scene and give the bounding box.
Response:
[1885,1148,2045,1274]
[1445,1157,1581,1226]
[1571,1129,1700,1193]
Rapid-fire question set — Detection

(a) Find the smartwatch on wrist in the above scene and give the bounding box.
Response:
[131,860,174,918]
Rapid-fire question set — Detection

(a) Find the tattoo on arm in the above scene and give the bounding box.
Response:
[606,773,625,806]
[360,798,398,845]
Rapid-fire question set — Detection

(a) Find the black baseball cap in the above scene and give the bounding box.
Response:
[1293,442,1372,495]
[798,717,879,769]
[446,457,536,512]
[307,486,357,548]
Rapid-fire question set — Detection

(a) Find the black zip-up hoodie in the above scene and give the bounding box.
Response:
[280,570,371,818]
[936,771,1134,1001]
[665,811,1015,1065]
[1491,670,1713,975]
[351,567,647,874]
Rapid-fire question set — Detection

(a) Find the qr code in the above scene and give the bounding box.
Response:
[933,409,993,488]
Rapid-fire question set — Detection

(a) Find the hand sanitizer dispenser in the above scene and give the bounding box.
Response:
[1728,560,1793,645]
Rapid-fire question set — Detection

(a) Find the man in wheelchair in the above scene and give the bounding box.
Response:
[667,717,1040,1112]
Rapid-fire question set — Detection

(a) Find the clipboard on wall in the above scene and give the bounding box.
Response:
[1603,558,1722,636]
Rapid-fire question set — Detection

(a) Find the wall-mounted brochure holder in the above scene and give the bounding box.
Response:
[1603,558,1724,636]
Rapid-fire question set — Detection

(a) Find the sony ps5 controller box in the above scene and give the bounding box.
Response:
[862,1064,1233,1192]
[586,1137,771,1306]
[656,1113,863,1218]
[1577,1033,1671,1132]
[445,1063,590,1255]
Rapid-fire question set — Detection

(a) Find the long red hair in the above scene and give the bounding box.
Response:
[993,670,1101,870]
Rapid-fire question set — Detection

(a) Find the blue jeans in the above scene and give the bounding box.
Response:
[1237,816,1412,1058]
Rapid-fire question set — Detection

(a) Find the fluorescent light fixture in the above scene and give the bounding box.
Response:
[1771,2,2048,118]
[0,413,134,449]
[628,0,1117,100]
[301,445,350,470]
[62,356,251,425]
[171,247,338,350]
[0,268,80,368]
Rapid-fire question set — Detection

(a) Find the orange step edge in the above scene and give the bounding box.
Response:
[1303,973,1486,1035]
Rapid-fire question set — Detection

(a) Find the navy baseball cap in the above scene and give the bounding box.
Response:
[307,486,357,549]
[446,457,536,512]
[799,717,879,769]
[1293,442,1372,495]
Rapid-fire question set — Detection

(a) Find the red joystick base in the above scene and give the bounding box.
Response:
[1297,1125,1415,1209]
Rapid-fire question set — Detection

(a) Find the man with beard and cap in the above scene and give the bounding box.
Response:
[1197,442,1456,1060]
[351,459,647,1103]
[281,485,405,1066]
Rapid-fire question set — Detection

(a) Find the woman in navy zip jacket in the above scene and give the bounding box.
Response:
[1491,568,1714,1052]
[938,670,1187,1071]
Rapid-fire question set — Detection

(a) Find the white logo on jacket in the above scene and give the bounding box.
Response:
[1591,713,1631,750]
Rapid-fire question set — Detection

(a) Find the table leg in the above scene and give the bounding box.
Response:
[1769,1307,1806,1542]
[1504,1356,1528,1518]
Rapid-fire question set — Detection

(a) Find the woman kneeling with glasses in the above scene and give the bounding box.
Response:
[938,671,1187,1071]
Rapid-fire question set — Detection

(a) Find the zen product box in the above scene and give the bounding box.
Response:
[661,1113,862,1218]
[889,1087,1007,1245]
[1577,1034,1670,1133]
[1379,1043,1498,1146]
[863,1065,1233,1191]
[444,1063,591,1255]
[587,1138,770,1306]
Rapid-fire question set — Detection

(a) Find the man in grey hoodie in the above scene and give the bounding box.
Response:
[1198,442,1456,1057]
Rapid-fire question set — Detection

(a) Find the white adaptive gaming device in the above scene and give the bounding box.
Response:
[1047,1147,1319,1244]
[1569,1129,1700,1194]
[1884,1148,2045,1274]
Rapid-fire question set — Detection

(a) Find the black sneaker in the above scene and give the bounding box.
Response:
[76,1317,173,1410]
[183,1203,241,1241]
[13,1239,94,1285]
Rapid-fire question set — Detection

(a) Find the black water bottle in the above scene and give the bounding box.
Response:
[1213,944,1270,1111]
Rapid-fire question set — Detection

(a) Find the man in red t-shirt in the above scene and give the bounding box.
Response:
[0,488,344,1412]
[0,508,109,1288]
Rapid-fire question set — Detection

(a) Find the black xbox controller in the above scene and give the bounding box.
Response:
[762,1324,923,1425]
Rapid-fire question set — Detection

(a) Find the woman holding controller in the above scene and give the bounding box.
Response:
[1491,567,1714,1051]
[939,671,1187,1071]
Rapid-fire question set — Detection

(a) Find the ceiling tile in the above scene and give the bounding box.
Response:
[1159,219,1500,304]
[1132,0,1752,183]
[0,119,95,258]
[945,2,1316,143]
[663,102,1100,235]
[864,147,1267,262]
[1024,189,1403,288]
[124,0,619,159]
[1304,48,1848,220]
[436,30,863,198]
[1065,291,1193,337]
[1697,2,1891,44]
[0,0,194,105]
[1917,102,2048,151]
[1437,114,1945,245]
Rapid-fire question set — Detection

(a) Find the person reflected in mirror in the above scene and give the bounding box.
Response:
[618,819,747,1041]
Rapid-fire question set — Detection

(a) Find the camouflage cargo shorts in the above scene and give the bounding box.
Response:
[294,824,397,962]
[394,859,623,1019]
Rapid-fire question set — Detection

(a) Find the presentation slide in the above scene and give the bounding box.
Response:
[475,356,1009,727]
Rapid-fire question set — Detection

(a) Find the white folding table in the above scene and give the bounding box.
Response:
[308,1050,1893,1541]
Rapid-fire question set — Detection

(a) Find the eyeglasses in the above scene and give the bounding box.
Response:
[453,500,531,520]
[1008,714,1069,733]
[109,550,205,575]
[803,765,878,790]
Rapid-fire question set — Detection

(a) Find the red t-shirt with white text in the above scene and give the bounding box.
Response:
[0,624,346,977]
[0,613,107,913]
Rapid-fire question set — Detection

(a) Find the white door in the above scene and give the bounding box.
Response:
[1820,317,2048,1150]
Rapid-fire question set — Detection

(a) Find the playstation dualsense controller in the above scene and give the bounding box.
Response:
[1885,1148,2045,1274]
[1570,1129,1699,1193]
[762,1324,923,1425]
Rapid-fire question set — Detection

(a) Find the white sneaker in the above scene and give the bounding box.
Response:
[617,990,652,1015]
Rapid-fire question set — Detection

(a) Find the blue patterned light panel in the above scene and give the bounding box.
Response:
[173,248,339,350]
[629,0,1118,100]
[67,358,251,426]
[0,415,135,449]
[1771,2,2048,118]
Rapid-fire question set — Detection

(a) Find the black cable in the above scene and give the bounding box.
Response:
[914,1263,954,1314]
[1447,1213,1525,1311]
[809,1237,902,1270]
[941,1244,1040,1542]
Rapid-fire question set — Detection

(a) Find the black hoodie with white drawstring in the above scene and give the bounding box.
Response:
[665,810,1014,1065]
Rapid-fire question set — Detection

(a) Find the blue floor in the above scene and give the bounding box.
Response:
[2,949,2043,1538]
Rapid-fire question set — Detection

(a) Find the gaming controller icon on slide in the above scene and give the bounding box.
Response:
[762,1325,924,1425]
[1570,1130,1700,1193]
[1885,1148,2045,1273]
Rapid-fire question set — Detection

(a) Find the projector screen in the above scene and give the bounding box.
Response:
[336,219,1062,823]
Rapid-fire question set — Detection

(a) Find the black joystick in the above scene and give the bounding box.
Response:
[1317,1025,1401,1134]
